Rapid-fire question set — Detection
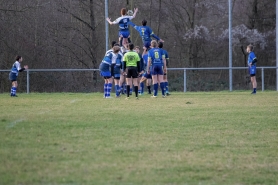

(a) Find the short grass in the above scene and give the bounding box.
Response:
[0,91,278,185]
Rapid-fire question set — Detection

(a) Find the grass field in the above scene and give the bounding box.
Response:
[0,91,278,185]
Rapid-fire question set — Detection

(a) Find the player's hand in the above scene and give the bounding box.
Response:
[24,65,28,69]
[106,17,112,23]
[159,39,164,43]
[134,8,138,13]
[147,70,150,74]
[163,68,167,73]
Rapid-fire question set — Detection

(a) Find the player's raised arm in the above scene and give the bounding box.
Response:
[132,8,138,19]
[148,27,163,42]
[106,17,114,25]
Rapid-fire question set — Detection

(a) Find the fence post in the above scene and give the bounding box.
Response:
[261,68,264,91]
[184,69,187,92]
[27,70,29,94]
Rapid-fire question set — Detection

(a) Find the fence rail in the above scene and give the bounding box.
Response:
[1,67,277,93]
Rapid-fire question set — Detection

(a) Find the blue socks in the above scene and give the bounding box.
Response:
[115,85,120,96]
[11,87,17,96]
[107,83,112,97]
[160,82,165,96]
[104,84,108,97]
[140,82,144,94]
[164,82,169,93]
[153,83,158,96]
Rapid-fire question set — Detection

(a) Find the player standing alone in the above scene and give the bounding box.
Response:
[247,44,257,94]
[9,56,28,97]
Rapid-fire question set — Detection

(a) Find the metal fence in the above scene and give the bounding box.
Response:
[0,67,277,93]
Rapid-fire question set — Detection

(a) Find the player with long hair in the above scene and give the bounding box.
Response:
[9,55,28,97]
[106,8,138,47]
[147,40,167,98]
[99,45,121,98]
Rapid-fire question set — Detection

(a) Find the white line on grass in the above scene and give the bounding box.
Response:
[70,99,80,104]
[6,119,25,129]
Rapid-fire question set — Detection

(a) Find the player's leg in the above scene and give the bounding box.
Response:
[249,65,257,94]
[126,78,132,98]
[103,78,108,98]
[152,75,158,97]
[106,77,113,98]
[114,77,120,97]
[132,78,139,98]
[158,74,165,97]
[9,72,18,97]
[119,73,125,94]
[137,75,142,94]
[11,81,18,97]
[251,76,257,94]
[120,31,131,47]
[164,73,170,95]
[146,78,152,94]
[126,68,132,99]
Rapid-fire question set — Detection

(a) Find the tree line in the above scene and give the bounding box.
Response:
[0,0,276,92]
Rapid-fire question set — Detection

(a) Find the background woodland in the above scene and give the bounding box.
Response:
[0,0,276,92]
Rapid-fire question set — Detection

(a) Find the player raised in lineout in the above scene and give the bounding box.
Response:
[106,8,138,47]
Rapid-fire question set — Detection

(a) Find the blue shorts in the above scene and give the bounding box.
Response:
[100,71,111,78]
[119,31,130,38]
[114,73,121,78]
[143,72,152,79]
[249,66,256,76]
[151,65,164,75]
[144,41,151,49]
[9,72,17,81]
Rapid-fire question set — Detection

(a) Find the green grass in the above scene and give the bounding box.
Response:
[0,91,278,185]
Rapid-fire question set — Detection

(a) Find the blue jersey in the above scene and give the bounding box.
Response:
[129,22,160,42]
[10,61,21,76]
[113,16,134,31]
[160,49,169,60]
[99,52,115,71]
[148,48,165,66]
[137,53,145,72]
[143,53,149,70]
[160,48,169,66]
[248,52,256,66]
[114,54,122,74]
